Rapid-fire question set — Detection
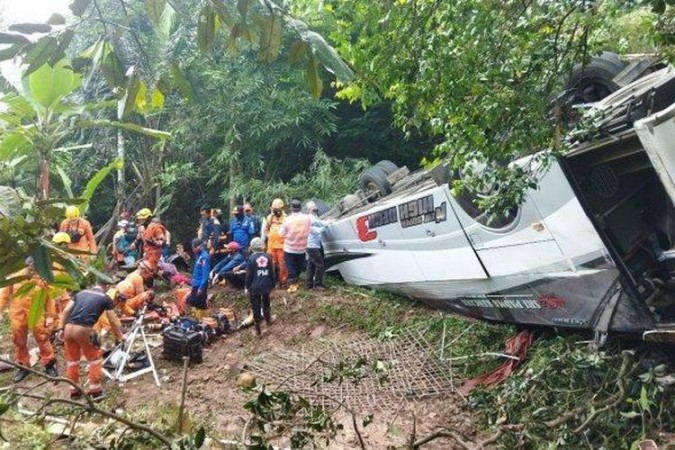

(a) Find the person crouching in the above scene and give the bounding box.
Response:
[188,238,211,320]
[245,237,276,337]
[60,284,125,399]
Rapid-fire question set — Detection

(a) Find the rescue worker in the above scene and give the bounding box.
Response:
[228,205,255,252]
[222,255,247,289]
[245,237,276,337]
[60,283,125,399]
[116,223,140,268]
[112,262,155,317]
[210,242,246,285]
[136,208,167,270]
[111,220,129,267]
[263,198,288,287]
[198,206,218,248]
[0,257,58,382]
[59,205,97,260]
[244,203,262,238]
[188,238,211,320]
[279,198,312,293]
[305,201,329,290]
[95,262,154,334]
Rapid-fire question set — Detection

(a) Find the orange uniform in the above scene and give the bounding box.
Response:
[59,217,97,258]
[95,271,150,331]
[265,213,287,285]
[141,221,167,270]
[0,269,56,367]
[63,287,123,397]
[116,271,151,316]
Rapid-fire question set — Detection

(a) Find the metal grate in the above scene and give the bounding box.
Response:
[247,328,458,413]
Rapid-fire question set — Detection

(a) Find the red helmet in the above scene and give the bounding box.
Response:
[226,242,241,252]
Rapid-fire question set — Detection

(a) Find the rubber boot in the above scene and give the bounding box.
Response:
[253,322,262,337]
[45,359,58,378]
[193,308,205,321]
[14,368,30,383]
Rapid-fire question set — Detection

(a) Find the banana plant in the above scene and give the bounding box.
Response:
[0,59,169,200]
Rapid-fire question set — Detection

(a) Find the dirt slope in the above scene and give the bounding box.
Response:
[0,284,484,449]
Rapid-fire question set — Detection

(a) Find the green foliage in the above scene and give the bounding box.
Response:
[470,338,675,449]
[243,386,344,448]
[325,0,656,215]
[233,151,368,214]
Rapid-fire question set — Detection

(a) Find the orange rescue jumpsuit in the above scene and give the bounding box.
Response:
[59,218,97,260]
[141,221,167,270]
[95,271,150,330]
[0,270,56,367]
[265,213,288,285]
[64,288,123,396]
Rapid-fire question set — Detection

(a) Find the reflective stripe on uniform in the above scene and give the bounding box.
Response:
[66,361,80,367]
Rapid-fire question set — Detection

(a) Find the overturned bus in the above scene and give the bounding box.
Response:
[321,65,675,343]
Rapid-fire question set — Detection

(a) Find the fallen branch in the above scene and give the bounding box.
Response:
[0,357,93,408]
[572,351,630,433]
[351,412,366,450]
[0,357,171,448]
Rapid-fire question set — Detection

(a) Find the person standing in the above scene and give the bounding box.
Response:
[0,257,58,382]
[198,206,219,249]
[60,284,125,399]
[228,205,255,251]
[305,201,329,290]
[59,206,97,261]
[111,219,129,267]
[245,237,276,336]
[244,203,262,238]
[187,238,211,320]
[116,223,140,267]
[279,198,311,293]
[263,198,288,287]
[136,209,167,270]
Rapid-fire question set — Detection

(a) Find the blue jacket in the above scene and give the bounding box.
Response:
[117,234,139,258]
[191,249,211,290]
[307,215,327,249]
[200,217,220,246]
[213,252,246,277]
[229,216,255,248]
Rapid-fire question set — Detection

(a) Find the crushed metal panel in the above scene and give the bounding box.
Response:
[635,102,675,208]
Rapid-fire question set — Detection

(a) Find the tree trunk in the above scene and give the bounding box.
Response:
[38,152,50,200]
[229,156,237,212]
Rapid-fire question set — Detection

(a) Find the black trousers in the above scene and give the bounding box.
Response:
[284,251,305,284]
[306,248,325,287]
[187,286,208,309]
[223,271,246,288]
[250,293,271,327]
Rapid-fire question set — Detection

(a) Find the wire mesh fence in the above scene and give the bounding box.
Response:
[248,327,459,413]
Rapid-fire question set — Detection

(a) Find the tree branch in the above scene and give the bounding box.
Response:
[0,357,171,448]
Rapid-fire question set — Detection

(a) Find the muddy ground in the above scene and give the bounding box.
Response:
[0,283,485,449]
